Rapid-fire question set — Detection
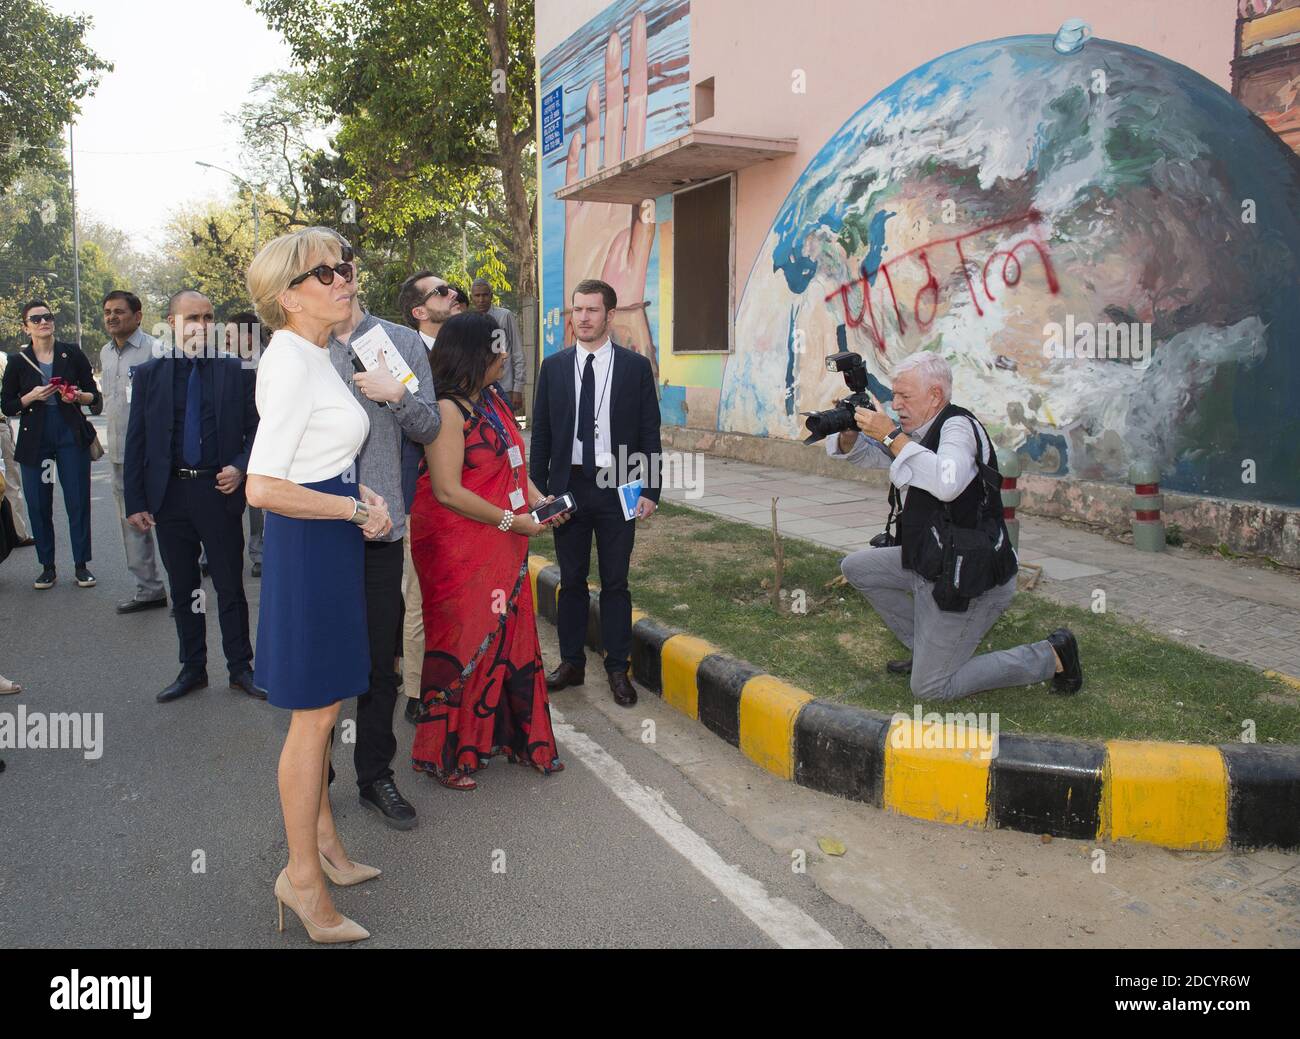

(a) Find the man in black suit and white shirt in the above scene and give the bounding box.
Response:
[530,279,661,706]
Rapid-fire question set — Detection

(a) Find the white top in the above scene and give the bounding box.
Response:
[825,409,992,503]
[571,338,614,467]
[247,328,370,485]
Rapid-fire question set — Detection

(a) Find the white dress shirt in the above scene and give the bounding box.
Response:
[826,408,992,503]
[419,330,437,352]
[571,338,614,467]
[247,329,370,485]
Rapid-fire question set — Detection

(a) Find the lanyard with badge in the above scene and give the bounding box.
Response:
[475,393,528,511]
[576,348,615,468]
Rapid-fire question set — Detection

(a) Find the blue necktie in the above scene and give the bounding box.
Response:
[183,359,202,467]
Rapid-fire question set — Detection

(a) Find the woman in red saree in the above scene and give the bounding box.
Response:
[410,312,565,790]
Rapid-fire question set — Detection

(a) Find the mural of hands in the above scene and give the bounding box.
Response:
[563,10,658,376]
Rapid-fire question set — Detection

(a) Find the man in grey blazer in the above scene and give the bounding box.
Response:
[329,257,440,831]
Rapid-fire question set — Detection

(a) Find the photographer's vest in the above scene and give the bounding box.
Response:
[895,402,1013,576]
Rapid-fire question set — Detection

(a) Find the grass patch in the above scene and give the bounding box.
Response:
[611,502,1300,745]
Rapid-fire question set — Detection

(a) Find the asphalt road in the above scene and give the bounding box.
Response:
[0,426,882,949]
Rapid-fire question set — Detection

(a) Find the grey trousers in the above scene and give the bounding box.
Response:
[1,419,29,540]
[246,505,264,564]
[111,461,165,601]
[841,545,1055,702]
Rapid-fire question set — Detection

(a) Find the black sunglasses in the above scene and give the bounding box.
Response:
[289,261,354,288]
[27,313,54,324]
[420,285,452,304]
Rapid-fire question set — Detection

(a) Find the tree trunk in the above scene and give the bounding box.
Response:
[481,0,537,301]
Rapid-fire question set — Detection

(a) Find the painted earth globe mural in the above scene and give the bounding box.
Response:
[719,30,1300,505]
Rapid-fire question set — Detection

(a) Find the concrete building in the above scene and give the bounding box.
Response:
[535,0,1300,565]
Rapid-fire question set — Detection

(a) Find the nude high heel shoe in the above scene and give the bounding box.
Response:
[275,869,370,943]
[319,850,382,886]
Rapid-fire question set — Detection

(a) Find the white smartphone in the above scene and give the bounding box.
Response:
[530,493,576,525]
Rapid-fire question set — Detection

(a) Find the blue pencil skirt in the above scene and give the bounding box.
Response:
[254,470,369,710]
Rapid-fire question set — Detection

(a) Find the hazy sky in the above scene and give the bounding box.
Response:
[50,0,294,249]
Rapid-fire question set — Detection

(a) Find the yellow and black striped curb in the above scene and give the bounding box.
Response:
[528,556,1300,851]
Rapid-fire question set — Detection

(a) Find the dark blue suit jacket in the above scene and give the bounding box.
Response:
[123,353,258,517]
[530,343,662,503]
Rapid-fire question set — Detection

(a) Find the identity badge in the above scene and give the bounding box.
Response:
[507,445,523,469]
[509,488,525,510]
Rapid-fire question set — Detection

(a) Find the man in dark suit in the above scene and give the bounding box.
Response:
[530,278,662,706]
[123,290,262,703]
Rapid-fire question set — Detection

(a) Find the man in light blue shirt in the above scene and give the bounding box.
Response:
[471,278,527,410]
[101,290,167,613]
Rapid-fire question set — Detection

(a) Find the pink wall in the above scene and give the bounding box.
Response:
[687,0,1238,280]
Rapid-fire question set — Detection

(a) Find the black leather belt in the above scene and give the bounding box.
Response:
[172,467,218,479]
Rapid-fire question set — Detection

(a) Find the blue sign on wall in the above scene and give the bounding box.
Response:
[541,86,563,155]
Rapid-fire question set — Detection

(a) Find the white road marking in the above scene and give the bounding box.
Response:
[551,709,843,950]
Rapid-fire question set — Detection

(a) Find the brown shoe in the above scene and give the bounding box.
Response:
[608,670,637,707]
[545,662,585,690]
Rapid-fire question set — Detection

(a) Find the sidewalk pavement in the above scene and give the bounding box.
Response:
[657,453,1300,683]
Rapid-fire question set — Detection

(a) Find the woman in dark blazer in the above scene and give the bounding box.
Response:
[0,301,103,589]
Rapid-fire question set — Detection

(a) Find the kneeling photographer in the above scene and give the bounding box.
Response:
[813,350,1082,702]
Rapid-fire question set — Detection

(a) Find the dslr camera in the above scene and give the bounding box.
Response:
[801,350,876,444]
[805,351,898,548]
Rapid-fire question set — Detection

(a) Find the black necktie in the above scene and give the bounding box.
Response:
[578,352,596,478]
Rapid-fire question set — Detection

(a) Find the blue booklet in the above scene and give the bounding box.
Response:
[618,480,643,521]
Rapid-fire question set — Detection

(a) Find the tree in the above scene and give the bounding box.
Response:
[0,0,110,192]
[251,0,537,298]
[157,193,295,319]
[0,146,130,364]
[232,71,336,228]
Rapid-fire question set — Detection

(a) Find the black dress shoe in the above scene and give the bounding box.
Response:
[74,566,96,587]
[157,671,208,703]
[608,670,637,707]
[887,658,913,675]
[1046,628,1083,694]
[545,662,585,690]
[404,698,420,725]
[116,596,168,615]
[229,671,267,699]
[33,566,55,590]
[359,778,418,830]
